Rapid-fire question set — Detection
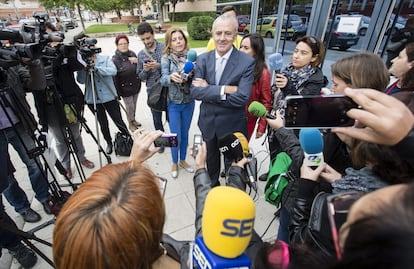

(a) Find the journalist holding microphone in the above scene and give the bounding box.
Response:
[53,130,263,269]
[160,28,195,178]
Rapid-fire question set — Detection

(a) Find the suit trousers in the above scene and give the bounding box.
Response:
[206,136,232,187]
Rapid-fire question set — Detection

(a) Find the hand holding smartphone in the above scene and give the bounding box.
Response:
[154,133,178,147]
[284,95,358,129]
[192,134,202,157]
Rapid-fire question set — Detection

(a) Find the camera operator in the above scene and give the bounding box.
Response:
[0,151,38,268]
[0,56,53,216]
[33,25,95,179]
[76,39,130,155]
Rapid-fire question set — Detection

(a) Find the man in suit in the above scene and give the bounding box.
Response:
[191,14,255,187]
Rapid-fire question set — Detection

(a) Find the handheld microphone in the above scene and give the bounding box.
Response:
[299,128,324,166]
[181,61,195,80]
[192,186,254,268]
[218,132,257,190]
[268,53,284,73]
[248,101,275,119]
[187,49,197,62]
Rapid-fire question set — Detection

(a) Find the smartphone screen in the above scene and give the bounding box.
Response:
[284,95,358,129]
[192,134,202,157]
[154,134,178,147]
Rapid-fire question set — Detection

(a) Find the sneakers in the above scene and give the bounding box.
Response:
[41,199,53,215]
[171,164,178,178]
[179,160,194,173]
[20,208,41,223]
[8,243,37,268]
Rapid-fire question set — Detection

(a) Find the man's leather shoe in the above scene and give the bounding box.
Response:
[42,200,53,215]
[20,208,41,223]
[106,143,113,154]
[259,172,269,181]
[81,159,95,169]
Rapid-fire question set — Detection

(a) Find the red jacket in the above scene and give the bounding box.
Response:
[246,67,272,140]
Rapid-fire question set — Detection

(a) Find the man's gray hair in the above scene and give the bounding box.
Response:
[212,14,238,33]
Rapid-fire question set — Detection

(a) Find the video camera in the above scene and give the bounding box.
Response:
[77,37,102,59]
[0,27,42,68]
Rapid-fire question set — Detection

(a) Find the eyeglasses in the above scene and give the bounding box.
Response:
[326,191,365,260]
[118,43,129,46]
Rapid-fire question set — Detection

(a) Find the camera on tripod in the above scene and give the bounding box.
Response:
[77,37,102,60]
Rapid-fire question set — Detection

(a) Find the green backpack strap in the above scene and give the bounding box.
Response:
[264,152,292,207]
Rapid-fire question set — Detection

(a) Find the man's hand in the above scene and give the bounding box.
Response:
[223,85,238,94]
[192,141,207,170]
[192,78,208,88]
[332,88,414,145]
[129,130,163,163]
[143,60,158,72]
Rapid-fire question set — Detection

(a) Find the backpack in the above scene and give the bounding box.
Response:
[114,132,133,156]
[264,152,292,207]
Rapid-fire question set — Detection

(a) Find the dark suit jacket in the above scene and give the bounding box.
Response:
[191,48,255,140]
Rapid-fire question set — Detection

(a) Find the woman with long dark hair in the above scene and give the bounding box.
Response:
[240,33,271,140]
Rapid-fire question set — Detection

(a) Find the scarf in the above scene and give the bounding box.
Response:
[332,167,389,194]
[115,49,135,58]
[282,63,316,91]
[170,49,187,70]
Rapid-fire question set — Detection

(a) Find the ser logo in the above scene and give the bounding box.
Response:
[193,243,212,269]
[307,155,322,165]
[221,218,254,237]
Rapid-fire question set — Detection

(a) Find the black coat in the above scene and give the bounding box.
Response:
[112,50,141,97]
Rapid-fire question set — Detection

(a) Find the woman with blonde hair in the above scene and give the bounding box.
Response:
[160,28,195,178]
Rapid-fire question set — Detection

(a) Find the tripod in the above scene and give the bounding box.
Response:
[82,54,130,167]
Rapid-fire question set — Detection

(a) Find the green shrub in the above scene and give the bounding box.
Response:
[187,16,215,40]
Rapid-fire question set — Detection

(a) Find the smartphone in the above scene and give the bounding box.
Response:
[192,134,202,157]
[154,133,178,147]
[284,95,358,129]
[144,58,151,64]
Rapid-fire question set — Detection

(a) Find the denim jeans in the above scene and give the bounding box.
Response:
[0,196,20,249]
[151,109,165,132]
[1,124,50,211]
[276,206,291,242]
[167,102,194,163]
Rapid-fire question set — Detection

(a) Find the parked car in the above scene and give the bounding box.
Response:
[237,15,250,33]
[49,16,66,32]
[62,18,75,29]
[244,16,294,39]
[325,20,360,50]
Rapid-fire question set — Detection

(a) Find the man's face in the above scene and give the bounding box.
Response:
[139,32,155,50]
[212,18,236,56]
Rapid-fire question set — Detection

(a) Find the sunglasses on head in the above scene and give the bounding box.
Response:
[327,191,365,260]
